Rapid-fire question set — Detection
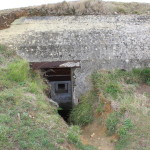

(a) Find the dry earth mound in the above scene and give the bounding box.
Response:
[0,0,150,30]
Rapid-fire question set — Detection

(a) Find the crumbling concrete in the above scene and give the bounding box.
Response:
[0,15,149,104]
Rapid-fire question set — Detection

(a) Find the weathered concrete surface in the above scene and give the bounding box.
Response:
[0,15,150,103]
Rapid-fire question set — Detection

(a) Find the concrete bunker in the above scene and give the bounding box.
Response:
[1,15,150,120]
[30,61,80,121]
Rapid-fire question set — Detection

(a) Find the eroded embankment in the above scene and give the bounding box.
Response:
[80,83,150,150]
[70,69,150,150]
[81,93,116,150]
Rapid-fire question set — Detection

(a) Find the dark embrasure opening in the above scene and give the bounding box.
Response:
[41,68,72,122]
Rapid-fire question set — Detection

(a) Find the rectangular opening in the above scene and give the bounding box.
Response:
[55,83,68,93]
[41,68,73,109]
[30,61,80,110]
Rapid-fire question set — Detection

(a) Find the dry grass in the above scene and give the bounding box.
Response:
[0,0,150,30]
[26,0,150,16]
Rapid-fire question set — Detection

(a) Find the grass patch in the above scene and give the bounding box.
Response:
[92,69,150,98]
[70,91,97,126]
[106,112,122,136]
[0,44,84,150]
[6,59,30,82]
[134,68,150,85]
[116,119,133,150]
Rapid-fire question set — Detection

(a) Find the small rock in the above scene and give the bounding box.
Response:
[90,133,95,138]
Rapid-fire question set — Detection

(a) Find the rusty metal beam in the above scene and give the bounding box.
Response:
[30,61,81,69]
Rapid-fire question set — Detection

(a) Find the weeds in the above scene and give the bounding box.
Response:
[70,92,96,126]
[106,112,121,136]
[116,7,127,14]
[106,112,133,149]
[92,71,123,99]
[92,69,150,149]
[133,68,150,84]
[0,44,6,53]
[96,101,104,113]
[105,83,122,99]
[116,119,133,150]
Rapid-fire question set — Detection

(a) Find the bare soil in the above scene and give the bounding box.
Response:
[136,84,150,97]
[81,93,117,150]
[81,122,116,150]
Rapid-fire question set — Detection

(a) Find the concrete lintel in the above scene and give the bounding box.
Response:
[30,61,81,69]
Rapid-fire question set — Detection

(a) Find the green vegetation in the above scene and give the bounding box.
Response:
[7,60,30,82]
[0,44,15,65]
[71,68,150,150]
[70,92,96,126]
[68,125,81,145]
[106,112,133,149]
[96,101,104,113]
[93,69,150,149]
[0,45,89,150]
[106,112,121,136]
[116,119,133,150]
[1,44,150,150]
[0,53,65,149]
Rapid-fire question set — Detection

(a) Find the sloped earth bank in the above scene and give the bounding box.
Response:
[80,84,150,150]
[80,94,116,150]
